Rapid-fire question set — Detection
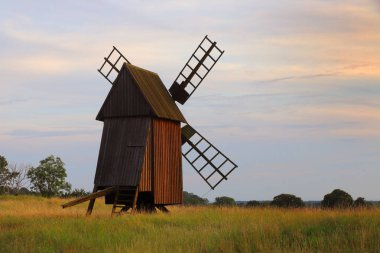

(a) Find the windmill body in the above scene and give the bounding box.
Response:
[95,63,185,210]
[62,36,238,215]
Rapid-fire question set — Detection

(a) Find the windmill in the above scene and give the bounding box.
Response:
[62,35,237,215]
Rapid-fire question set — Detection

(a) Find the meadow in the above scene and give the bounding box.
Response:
[0,195,379,253]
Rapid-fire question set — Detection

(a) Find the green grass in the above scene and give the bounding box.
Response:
[0,195,379,253]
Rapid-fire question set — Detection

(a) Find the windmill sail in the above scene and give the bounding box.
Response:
[98,46,130,85]
[169,35,224,105]
[181,124,237,190]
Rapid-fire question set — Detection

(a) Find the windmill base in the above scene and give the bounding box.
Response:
[62,186,171,216]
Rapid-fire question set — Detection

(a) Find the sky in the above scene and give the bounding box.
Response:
[0,0,379,201]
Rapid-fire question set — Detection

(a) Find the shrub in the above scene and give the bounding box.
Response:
[353,197,372,209]
[271,194,305,208]
[61,188,91,198]
[214,196,236,206]
[246,200,261,207]
[321,189,353,209]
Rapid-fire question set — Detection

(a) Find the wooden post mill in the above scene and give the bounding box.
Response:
[62,35,238,215]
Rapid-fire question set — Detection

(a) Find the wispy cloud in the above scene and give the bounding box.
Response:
[259,72,339,84]
[0,98,30,105]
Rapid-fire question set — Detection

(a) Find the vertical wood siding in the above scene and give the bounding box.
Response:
[153,119,183,204]
[96,66,152,121]
[138,126,152,192]
[94,118,150,187]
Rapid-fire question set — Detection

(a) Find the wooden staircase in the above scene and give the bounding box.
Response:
[111,186,138,216]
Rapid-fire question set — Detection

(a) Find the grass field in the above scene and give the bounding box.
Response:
[0,195,379,253]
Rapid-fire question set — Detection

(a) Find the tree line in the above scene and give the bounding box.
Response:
[184,190,373,209]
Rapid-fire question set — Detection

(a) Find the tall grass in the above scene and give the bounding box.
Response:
[0,195,379,253]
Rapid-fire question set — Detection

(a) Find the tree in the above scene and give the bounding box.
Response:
[27,155,71,197]
[0,155,9,192]
[353,197,371,209]
[0,155,18,194]
[214,196,236,206]
[271,194,305,208]
[8,163,31,194]
[321,189,353,209]
[183,191,209,205]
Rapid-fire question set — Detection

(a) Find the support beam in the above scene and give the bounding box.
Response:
[111,186,120,216]
[62,186,116,209]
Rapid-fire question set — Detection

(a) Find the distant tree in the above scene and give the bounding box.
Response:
[353,197,371,209]
[183,191,209,205]
[214,196,236,206]
[0,155,18,194]
[246,200,261,207]
[8,163,31,194]
[321,189,353,209]
[0,155,7,172]
[0,155,9,193]
[70,188,90,198]
[27,155,71,197]
[271,194,305,208]
[61,188,90,198]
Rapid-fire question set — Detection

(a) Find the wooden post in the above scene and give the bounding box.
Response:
[86,185,97,216]
[156,205,169,213]
[111,186,120,216]
[132,188,139,211]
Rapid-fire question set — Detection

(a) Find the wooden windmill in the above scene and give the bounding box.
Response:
[62,36,237,215]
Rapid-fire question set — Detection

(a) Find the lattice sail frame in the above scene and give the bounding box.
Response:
[181,124,237,190]
[98,46,130,85]
[169,35,224,104]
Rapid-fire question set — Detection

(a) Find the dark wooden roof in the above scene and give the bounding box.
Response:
[97,63,186,123]
[94,118,150,187]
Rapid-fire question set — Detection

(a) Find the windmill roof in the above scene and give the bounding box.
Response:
[97,63,186,123]
[126,64,186,122]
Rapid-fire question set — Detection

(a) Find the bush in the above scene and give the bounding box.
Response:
[214,196,236,206]
[61,188,91,198]
[18,187,32,195]
[321,189,353,209]
[353,197,372,209]
[271,194,305,208]
[246,200,261,207]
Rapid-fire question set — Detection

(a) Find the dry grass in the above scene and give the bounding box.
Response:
[0,195,379,253]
